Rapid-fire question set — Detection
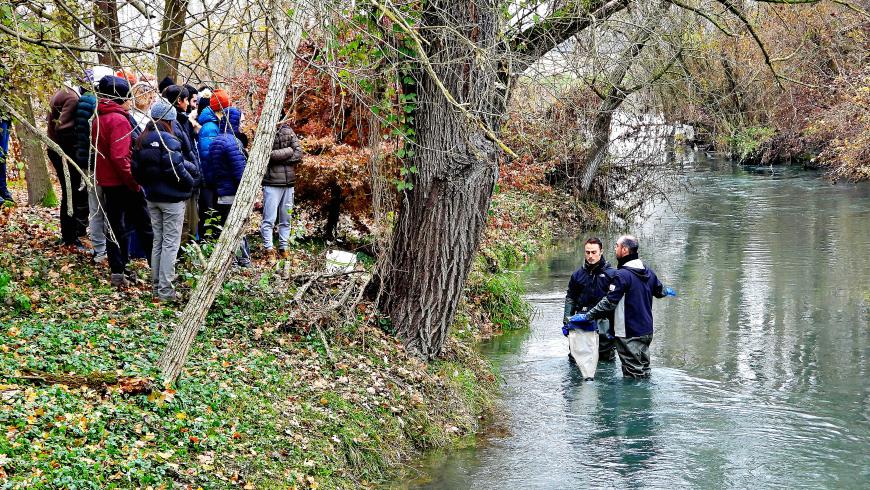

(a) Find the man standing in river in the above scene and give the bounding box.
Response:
[573,235,676,378]
[563,237,617,362]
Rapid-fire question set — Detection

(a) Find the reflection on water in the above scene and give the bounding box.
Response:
[400,157,870,489]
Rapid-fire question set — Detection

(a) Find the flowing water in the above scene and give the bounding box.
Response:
[401,156,870,489]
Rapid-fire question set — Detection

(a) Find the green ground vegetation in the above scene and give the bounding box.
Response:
[0,183,579,488]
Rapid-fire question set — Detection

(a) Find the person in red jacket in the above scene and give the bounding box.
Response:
[92,76,153,288]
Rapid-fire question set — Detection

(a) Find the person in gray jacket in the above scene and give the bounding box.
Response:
[260,116,303,262]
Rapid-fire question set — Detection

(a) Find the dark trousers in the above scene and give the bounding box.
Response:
[599,334,616,361]
[0,155,10,199]
[615,334,653,378]
[102,186,153,274]
[48,144,88,244]
[198,185,219,240]
[216,202,250,263]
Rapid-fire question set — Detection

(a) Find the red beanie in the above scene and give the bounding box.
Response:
[210,89,230,113]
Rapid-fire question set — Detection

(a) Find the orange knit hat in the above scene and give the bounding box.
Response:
[209,89,230,112]
[116,69,137,84]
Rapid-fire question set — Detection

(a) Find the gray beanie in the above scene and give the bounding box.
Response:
[150,99,177,122]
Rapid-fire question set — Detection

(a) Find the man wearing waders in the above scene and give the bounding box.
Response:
[563,238,617,381]
[574,235,676,378]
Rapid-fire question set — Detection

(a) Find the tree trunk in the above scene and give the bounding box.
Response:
[157,9,302,384]
[18,97,56,206]
[379,0,631,359]
[93,0,120,67]
[156,0,189,81]
[381,0,502,359]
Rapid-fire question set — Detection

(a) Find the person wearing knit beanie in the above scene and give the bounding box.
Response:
[158,76,176,94]
[151,99,177,122]
[116,69,138,84]
[209,89,230,113]
[97,76,132,103]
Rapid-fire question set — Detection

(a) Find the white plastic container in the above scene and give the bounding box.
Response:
[325,250,357,273]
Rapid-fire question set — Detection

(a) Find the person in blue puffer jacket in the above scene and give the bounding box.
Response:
[208,104,250,266]
[73,82,106,262]
[132,100,200,301]
[196,89,227,239]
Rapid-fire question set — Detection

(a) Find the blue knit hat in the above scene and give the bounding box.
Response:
[150,99,177,121]
[96,75,131,102]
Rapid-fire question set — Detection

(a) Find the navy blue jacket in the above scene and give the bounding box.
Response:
[74,92,97,172]
[209,116,246,197]
[588,258,666,338]
[132,123,200,203]
[567,259,616,313]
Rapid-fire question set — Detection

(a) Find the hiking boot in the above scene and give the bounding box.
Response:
[94,252,108,265]
[110,273,128,289]
[278,248,290,259]
[158,291,180,303]
[264,248,277,264]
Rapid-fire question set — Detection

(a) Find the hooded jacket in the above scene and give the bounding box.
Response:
[566,258,616,313]
[262,123,303,187]
[47,86,80,145]
[73,91,97,173]
[208,115,246,197]
[92,99,138,190]
[587,256,666,338]
[197,107,220,165]
[132,122,200,203]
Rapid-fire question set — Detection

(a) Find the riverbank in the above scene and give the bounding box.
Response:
[0,180,584,487]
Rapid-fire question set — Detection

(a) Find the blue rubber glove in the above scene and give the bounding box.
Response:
[569,313,589,323]
[561,325,570,337]
[664,287,677,297]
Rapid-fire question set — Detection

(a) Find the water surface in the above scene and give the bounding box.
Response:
[404,158,870,489]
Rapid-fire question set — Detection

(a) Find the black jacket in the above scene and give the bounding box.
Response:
[565,258,616,315]
[132,123,200,203]
[262,123,302,187]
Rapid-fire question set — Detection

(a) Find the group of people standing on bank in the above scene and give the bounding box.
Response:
[41,66,302,301]
[562,235,676,379]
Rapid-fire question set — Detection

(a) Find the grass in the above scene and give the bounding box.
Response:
[0,202,499,488]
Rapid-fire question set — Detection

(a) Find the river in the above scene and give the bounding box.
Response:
[400,155,870,489]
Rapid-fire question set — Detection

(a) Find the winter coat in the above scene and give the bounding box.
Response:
[589,257,666,338]
[197,107,220,165]
[262,123,303,187]
[47,86,80,146]
[566,258,616,313]
[209,116,246,197]
[73,92,97,173]
[132,123,200,203]
[92,99,138,190]
[173,112,200,169]
[226,107,249,151]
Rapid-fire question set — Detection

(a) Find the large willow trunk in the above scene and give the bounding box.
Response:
[382,0,504,359]
[157,8,302,384]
